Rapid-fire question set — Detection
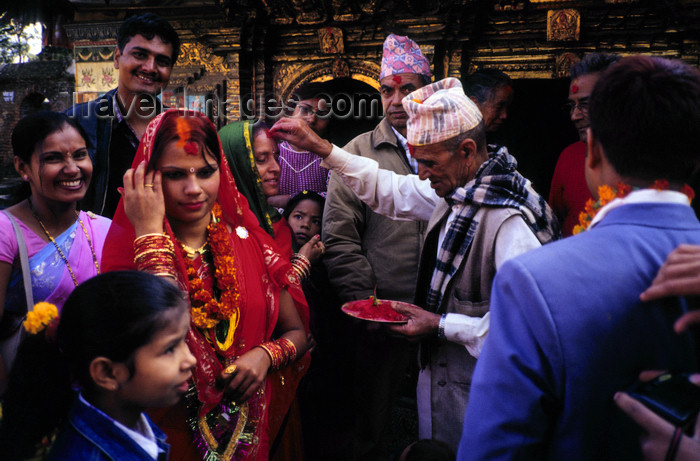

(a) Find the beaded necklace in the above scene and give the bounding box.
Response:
[28,200,100,286]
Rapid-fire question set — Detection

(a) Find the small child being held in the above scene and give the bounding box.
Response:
[0,271,196,460]
[284,190,325,257]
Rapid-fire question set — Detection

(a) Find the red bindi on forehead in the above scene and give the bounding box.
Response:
[392,74,402,85]
[571,83,579,94]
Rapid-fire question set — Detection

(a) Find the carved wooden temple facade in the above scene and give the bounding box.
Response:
[56,0,700,120]
[2,0,700,192]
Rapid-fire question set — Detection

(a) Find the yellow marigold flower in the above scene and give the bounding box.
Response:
[598,185,615,203]
[572,225,584,235]
[23,302,58,335]
[191,307,218,329]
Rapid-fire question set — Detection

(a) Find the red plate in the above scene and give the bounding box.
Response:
[341,297,411,323]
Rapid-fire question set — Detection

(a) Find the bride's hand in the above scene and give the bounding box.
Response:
[122,161,165,236]
[218,347,272,402]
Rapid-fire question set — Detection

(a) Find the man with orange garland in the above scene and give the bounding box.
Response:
[459,55,700,461]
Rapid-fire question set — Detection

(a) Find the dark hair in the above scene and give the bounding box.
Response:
[418,74,432,87]
[58,271,186,386]
[283,190,325,221]
[117,13,180,63]
[291,81,332,102]
[401,439,455,461]
[462,69,512,104]
[252,120,272,140]
[148,112,221,171]
[0,271,186,459]
[589,55,700,183]
[10,111,91,203]
[570,52,621,79]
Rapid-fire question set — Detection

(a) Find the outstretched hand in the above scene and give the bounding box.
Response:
[121,161,165,236]
[386,303,440,341]
[269,118,333,158]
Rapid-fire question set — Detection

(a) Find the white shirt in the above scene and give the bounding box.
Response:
[322,145,541,357]
[391,126,419,173]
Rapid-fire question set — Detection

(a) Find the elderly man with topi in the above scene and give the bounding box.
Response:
[271,77,559,450]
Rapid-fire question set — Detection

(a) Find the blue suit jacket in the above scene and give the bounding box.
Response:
[47,395,169,461]
[458,203,700,461]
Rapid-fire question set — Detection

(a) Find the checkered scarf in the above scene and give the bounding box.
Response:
[425,146,561,313]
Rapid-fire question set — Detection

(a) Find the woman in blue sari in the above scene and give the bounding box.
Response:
[0,112,111,395]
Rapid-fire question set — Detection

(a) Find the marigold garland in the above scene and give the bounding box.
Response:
[573,180,694,235]
[23,302,59,335]
[181,203,241,330]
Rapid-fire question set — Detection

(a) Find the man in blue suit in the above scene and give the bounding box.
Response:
[458,55,700,460]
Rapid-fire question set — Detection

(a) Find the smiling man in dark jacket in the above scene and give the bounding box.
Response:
[65,13,179,218]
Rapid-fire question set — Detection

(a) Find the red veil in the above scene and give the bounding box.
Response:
[101,109,309,460]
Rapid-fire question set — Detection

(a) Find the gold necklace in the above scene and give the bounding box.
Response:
[29,201,100,287]
[179,241,209,259]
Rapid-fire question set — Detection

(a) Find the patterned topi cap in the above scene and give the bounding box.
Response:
[403,77,483,146]
[380,34,432,80]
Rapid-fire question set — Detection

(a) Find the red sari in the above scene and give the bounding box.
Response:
[101,110,309,461]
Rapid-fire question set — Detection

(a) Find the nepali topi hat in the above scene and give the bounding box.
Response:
[380,34,432,80]
[403,77,483,146]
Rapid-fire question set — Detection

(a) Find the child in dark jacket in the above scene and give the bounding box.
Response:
[0,271,196,460]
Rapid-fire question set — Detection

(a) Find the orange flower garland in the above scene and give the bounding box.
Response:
[181,203,241,330]
[573,180,695,235]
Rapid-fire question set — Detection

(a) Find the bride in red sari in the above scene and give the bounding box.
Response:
[101,109,309,461]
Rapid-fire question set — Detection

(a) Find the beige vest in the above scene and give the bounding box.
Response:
[416,200,524,449]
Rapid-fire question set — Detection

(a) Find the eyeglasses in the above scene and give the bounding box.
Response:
[297,103,331,119]
[563,98,589,115]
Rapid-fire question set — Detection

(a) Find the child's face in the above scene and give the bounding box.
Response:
[288,199,322,246]
[117,304,195,410]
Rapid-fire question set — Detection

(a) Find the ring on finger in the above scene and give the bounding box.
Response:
[144,184,154,188]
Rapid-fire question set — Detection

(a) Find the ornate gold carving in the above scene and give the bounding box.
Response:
[291,0,326,25]
[555,52,580,78]
[447,50,462,78]
[331,0,360,21]
[274,60,380,102]
[179,42,229,73]
[318,27,344,54]
[547,9,580,42]
[332,58,351,77]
